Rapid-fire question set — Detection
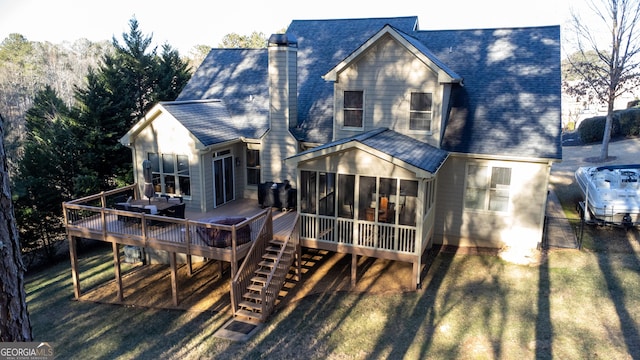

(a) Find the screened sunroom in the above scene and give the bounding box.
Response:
[286,129,449,288]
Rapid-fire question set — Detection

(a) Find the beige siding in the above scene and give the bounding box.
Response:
[264,44,298,185]
[333,34,442,146]
[202,142,250,212]
[299,148,416,179]
[132,112,202,211]
[435,155,550,249]
[131,112,254,213]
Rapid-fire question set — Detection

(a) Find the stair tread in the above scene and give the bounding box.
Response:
[243,292,263,301]
[247,284,263,292]
[236,309,264,320]
[255,268,271,276]
[239,300,263,311]
[258,260,276,267]
[262,253,291,261]
[251,275,268,284]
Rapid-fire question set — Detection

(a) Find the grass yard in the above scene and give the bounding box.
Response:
[26,222,640,359]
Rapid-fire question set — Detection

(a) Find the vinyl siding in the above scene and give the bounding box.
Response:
[132,112,202,211]
[263,44,298,185]
[333,34,442,147]
[298,147,416,179]
[435,155,549,249]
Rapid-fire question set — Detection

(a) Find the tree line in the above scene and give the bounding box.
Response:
[1,18,194,266]
[0,17,270,266]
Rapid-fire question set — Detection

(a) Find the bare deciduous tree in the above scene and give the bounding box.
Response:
[565,0,640,160]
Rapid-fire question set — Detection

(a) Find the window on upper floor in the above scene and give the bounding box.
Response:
[344,90,364,128]
[409,92,432,131]
[464,163,511,212]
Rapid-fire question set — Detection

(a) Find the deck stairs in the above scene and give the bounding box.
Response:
[235,239,297,321]
[231,212,300,323]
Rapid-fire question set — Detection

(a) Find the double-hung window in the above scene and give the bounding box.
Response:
[343,90,363,128]
[246,149,261,186]
[409,92,432,131]
[464,164,511,212]
[148,153,191,196]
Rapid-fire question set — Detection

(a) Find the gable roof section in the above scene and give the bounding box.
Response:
[120,100,267,149]
[174,49,270,144]
[323,25,462,84]
[173,17,561,161]
[287,128,449,177]
[411,26,562,160]
[162,100,267,146]
[286,17,420,144]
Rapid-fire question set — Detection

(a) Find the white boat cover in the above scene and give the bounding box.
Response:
[575,164,640,225]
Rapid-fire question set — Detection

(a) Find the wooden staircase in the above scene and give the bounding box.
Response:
[231,211,300,322]
[236,239,297,320]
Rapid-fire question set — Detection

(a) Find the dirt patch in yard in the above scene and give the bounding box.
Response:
[77,243,545,313]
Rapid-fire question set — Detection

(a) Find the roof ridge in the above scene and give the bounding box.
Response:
[161,99,222,106]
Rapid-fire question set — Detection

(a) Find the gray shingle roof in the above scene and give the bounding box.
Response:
[161,100,267,146]
[175,49,270,144]
[174,16,561,160]
[411,27,562,159]
[291,128,449,174]
[287,17,419,144]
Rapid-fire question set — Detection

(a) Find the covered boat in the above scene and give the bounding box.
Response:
[575,164,640,226]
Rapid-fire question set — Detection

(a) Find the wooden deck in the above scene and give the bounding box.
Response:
[184,199,298,241]
[63,187,299,306]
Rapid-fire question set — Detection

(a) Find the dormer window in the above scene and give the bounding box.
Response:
[409,92,432,131]
[344,90,364,128]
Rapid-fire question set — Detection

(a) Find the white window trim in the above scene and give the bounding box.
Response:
[148,152,192,199]
[408,92,433,134]
[463,161,512,214]
[342,90,365,130]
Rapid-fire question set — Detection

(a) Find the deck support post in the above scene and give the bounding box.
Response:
[186,255,193,277]
[170,252,179,306]
[68,235,81,299]
[351,253,358,287]
[412,259,420,291]
[112,242,123,302]
[295,243,302,282]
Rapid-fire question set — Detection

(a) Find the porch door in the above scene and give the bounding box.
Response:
[213,155,234,207]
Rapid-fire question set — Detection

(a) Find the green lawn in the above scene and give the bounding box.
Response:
[26,229,640,359]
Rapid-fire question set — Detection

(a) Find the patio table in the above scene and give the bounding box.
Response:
[117,198,182,216]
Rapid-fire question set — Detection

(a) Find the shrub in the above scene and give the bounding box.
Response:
[578,115,620,143]
[617,108,640,136]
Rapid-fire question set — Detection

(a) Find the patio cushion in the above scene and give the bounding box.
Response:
[196,217,251,248]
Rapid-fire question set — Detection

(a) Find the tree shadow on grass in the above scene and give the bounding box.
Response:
[535,250,552,360]
[595,229,640,358]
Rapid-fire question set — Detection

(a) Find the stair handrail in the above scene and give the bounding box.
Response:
[231,208,273,316]
[260,213,300,319]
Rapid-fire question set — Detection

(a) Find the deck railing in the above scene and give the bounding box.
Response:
[230,211,299,321]
[63,185,269,263]
[299,214,418,254]
[230,208,273,317]
[262,213,300,319]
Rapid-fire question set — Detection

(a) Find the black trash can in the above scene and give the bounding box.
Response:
[258,181,274,208]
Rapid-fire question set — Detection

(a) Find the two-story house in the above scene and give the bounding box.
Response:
[120,16,561,290]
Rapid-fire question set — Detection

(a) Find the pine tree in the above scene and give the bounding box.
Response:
[14,86,75,264]
[74,17,191,188]
[0,113,33,341]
